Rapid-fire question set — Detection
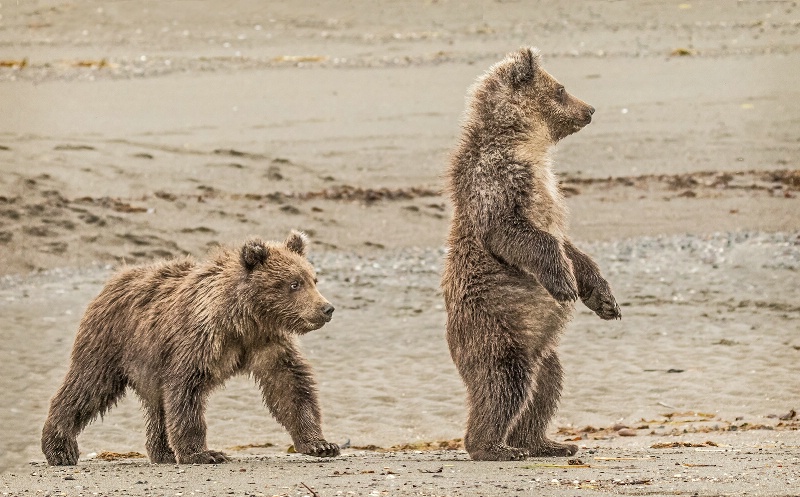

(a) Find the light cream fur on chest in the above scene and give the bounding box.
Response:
[515,138,569,240]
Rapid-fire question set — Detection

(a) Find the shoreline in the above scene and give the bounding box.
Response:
[2,1,799,494]
[4,432,800,496]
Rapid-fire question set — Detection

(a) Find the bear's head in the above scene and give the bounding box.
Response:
[469,46,595,143]
[239,231,334,334]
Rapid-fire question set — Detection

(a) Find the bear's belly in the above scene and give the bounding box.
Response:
[443,242,538,301]
[443,243,573,346]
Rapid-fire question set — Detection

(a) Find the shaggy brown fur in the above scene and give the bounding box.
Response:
[41,231,339,465]
[442,47,621,462]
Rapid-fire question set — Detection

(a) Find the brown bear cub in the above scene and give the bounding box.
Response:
[42,231,339,465]
[442,47,621,462]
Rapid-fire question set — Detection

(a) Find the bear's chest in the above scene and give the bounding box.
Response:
[211,341,250,380]
[527,165,568,238]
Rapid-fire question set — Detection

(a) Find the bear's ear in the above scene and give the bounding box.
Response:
[240,239,269,272]
[284,230,308,256]
[508,47,540,87]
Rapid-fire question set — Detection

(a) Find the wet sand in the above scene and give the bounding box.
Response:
[3,439,800,497]
[1,0,799,495]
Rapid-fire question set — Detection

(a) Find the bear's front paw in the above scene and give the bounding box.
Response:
[179,450,229,464]
[43,442,80,466]
[42,426,80,466]
[538,264,579,303]
[295,440,340,458]
[581,283,621,320]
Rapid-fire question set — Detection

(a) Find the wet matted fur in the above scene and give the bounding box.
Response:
[442,47,621,461]
[42,231,339,465]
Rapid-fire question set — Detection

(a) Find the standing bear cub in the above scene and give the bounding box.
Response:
[42,231,339,465]
[442,47,621,461]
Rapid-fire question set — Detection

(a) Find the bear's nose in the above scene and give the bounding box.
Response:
[322,303,335,317]
[588,106,595,115]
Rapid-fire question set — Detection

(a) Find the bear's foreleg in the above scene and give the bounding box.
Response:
[506,349,578,457]
[163,373,228,464]
[251,344,339,458]
[41,366,128,465]
[564,240,621,320]
[484,221,578,303]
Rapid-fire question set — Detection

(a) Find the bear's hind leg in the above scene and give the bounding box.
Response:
[163,376,228,464]
[42,368,127,465]
[506,349,578,457]
[142,399,176,464]
[461,350,533,461]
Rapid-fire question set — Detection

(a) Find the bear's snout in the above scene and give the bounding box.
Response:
[299,298,335,332]
[581,106,595,125]
[321,303,335,321]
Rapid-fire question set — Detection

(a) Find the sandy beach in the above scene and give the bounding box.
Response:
[1,0,799,495]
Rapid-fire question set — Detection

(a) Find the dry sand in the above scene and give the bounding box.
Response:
[1,0,799,495]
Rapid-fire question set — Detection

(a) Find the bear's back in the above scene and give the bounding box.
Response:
[77,257,198,340]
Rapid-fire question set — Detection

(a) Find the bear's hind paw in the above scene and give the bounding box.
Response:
[296,440,340,458]
[528,440,578,457]
[179,450,229,464]
[469,444,529,461]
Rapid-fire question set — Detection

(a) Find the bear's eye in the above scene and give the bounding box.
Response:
[556,86,565,101]
[289,281,301,291]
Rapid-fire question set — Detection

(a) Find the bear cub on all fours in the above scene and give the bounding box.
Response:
[42,231,340,466]
[442,47,622,462]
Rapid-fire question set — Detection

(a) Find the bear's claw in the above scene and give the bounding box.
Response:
[528,440,579,457]
[469,444,529,461]
[297,440,340,458]
[42,426,80,466]
[582,285,621,320]
[180,450,229,464]
[43,446,79,466]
